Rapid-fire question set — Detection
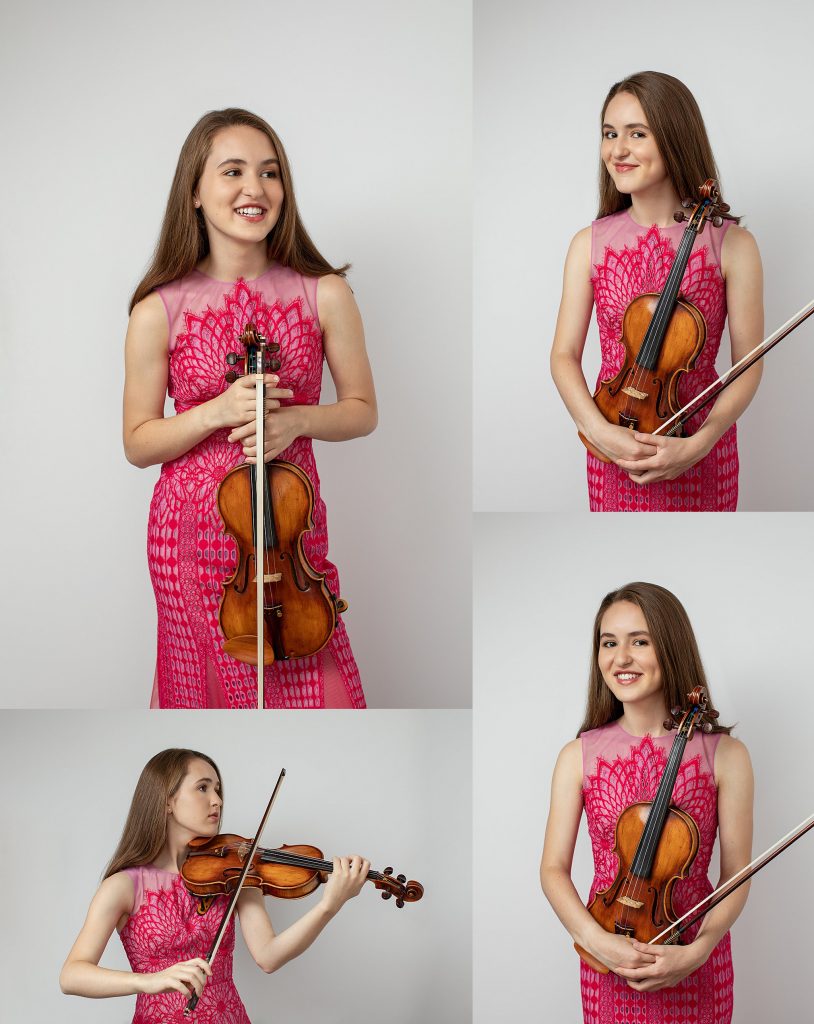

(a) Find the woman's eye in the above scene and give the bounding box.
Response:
[602,640,616,648]
[262,170,278,179]
[603,131,617,140]
[631,131,646,139]
[224,169,240,177]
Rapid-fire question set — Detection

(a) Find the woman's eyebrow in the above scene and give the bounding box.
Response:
[216,157,280,168]
[602,122,649,131]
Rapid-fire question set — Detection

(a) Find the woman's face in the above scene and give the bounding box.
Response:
[601,91,668,198]
[597,600,663,708]
[195,124,285,248]
[167,757,223,838]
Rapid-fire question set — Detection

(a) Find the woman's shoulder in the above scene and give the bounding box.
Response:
[93,871,136,913]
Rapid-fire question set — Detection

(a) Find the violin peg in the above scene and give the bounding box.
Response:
[673,211,686,223]
[268,358,282,372]
[396,899,405,908]
[712,216,723,228]
[226,352,240,365]
[681,198,694,209]
[702,722,714,733]
[397,873,406,883]
[225,371,238,383]
[663,718,676,730]
[381,891,392,900]
[267,341,281,353]
[384,866,393,875]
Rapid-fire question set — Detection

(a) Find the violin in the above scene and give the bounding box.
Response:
[218,324,345,680]
[575,686,718,974]
[182,833,424,913]
[580,180,734,463]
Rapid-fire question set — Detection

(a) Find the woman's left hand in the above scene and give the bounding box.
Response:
[228,406,306,463]
[614,432,710,485]
[614,940,706,991]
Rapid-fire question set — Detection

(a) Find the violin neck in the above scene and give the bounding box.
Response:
[629,730,689,878]
[258,847,381,882]
[635,224,698,371]
[248,462,277,550]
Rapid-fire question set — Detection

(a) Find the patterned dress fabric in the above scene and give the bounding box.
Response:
[579,722,733,1023]
[148,265,365,709]
[588,211,737,511]
[119,865,250,1023]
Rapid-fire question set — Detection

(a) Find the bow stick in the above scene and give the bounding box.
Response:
[652,299,814,438]
[254,340,265,709]
[184,768,286,1016]
[650,809,814,946]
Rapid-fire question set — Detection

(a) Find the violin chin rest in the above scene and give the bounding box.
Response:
[223,635,276,666]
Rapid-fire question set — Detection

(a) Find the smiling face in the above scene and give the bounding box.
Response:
[601,91,668,200]
[597,600,665,710]
[194,124,285,248]
[167,757,223,838]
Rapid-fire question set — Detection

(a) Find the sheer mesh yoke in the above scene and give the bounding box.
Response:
[587,211,737,511]
[147,265,365,708]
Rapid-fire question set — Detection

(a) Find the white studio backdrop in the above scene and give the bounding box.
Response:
[474,512,813,1022]
[475,0,814,511]
[0,709,471,1023]
[0,0,471,707]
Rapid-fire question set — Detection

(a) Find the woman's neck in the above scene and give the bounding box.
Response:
[198,236,272,282]
[628,180,682,229]
[151,836,190,873]
[618,694,670,737]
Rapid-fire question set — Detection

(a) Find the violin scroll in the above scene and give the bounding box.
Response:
[673,178,733,232]
[663,685,720,736]
[223,323,282,383]
[374,866,425,908]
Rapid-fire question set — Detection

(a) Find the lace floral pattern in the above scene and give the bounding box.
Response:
[579,726,733,1023]
[587,214,738,511]
[120,872,249,1024]
[148,270,365,708]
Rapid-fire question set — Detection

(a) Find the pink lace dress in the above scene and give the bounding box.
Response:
[119,865,250,1023]
[579,722,733,1023]
[148,266,365,709]
[588,210,737,511]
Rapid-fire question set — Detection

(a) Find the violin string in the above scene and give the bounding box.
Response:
[261,332,283,668]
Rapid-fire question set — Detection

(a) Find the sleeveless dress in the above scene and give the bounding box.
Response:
[579,722,733,1024]
[588,210,737,511]
[148,266,365,709]
[119,865,250,1023]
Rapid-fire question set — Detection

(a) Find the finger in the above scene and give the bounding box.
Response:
[265,388,294,400]
[263,449,281,463]
[632,430,666,446]
[264,399,282,412]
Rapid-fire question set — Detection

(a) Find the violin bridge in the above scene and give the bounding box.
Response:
[616,895,645,909]
[621,386,648,400]
[254,573,283,583]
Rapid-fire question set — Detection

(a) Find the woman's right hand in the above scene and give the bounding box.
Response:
[211,374,294,430]
[584,929,657,974]
[139,958,212,998]
[588,422,659,465]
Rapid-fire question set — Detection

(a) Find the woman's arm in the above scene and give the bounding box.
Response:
[550,229,658,465]
[540,740,656,973]
[618,736,754,992]
[232,275,378,462]
[617,226,764,485]
[237,855,370,973]
[60,873,212,999]
[123,292,290,468]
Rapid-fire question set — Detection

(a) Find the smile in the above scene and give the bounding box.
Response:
[615,672,641,683]
[235,206,266,219]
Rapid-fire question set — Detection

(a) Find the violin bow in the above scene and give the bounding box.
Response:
[652,298,814,438]
[650,809,814,946]
[184,768,286,1016]
[254,335,266,710]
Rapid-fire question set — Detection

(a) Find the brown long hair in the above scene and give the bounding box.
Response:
[104,749,222,878]
[577,582,730,736]
[129,108,348,312]
[597,71,739,222]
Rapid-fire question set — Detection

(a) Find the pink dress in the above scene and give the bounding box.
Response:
[588,210,737,511]
[148,266,365,709]
[579,722,733,1023]
[120,865,250,1023]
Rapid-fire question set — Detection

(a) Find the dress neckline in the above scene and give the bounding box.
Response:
[624,208,683,231]
[611,718,672,740]
[191,263,277,285]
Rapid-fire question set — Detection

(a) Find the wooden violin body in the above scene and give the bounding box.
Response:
[218,459,337,664]
[581,801,699,947]
[583,292,706,456]
[182,833,424,913]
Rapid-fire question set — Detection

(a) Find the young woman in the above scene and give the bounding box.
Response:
[60,749,370,1022]
[540,583,753,1023]
[550,72,763,511]
[124,108,377,708]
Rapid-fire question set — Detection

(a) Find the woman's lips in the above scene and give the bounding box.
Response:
[614,164,637,173]
[614,672,642,685]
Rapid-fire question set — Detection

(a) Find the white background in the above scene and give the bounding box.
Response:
[474,512,812,1022]
[474,0,814,511]
[1,710,471,1023]
[0,0,471,707]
